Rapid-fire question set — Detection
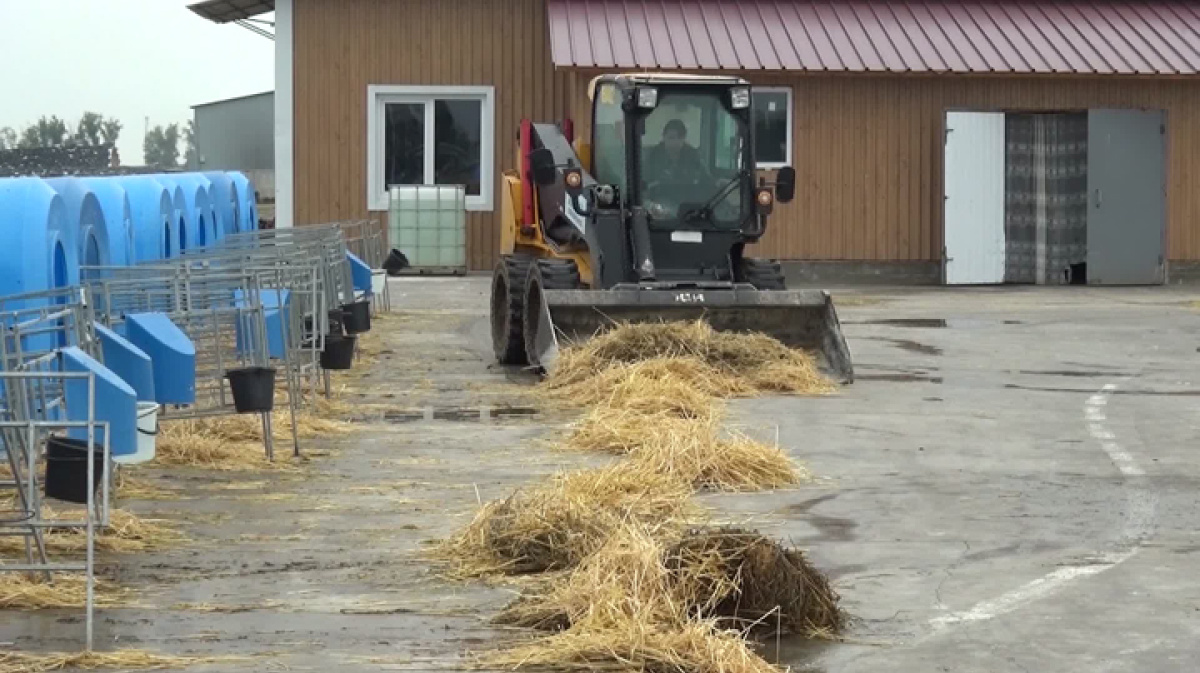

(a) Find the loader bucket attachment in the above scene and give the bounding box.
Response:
[528,287,854,383]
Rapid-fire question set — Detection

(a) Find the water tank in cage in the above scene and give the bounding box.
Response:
[387,185,467,273]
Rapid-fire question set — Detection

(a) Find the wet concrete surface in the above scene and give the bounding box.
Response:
[5,279,1200,672]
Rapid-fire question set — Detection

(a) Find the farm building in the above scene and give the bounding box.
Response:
[192,0,1200,284]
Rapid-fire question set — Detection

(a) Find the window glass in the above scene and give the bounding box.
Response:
[434,99,482,196]
[752,90,789,166]
[639,91,748,225]
[384,102,425,189]
[592,83,626,192]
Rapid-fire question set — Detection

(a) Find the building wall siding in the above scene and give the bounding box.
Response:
[293,0,573,270]
[194,93,275,172]
[759,75,1200,264]
[295,0,1200,269]
[574,73,1200,264]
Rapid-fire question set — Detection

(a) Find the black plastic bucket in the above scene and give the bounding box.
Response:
[383,249,410,276]
[226,366,276,413]
[45,436,105,504]
[342,300,371,334]
[321,335,357,370]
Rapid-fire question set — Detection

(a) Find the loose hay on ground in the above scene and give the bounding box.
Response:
[495,525,841,639]
[435,464,696,577]
[487,525,829,673]
[156,408,348,470]
[566,409,806,492]
[0,508,186,556]
[0,650,242,673]
[0,573,130,610]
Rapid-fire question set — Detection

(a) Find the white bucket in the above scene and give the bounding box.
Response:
[116,402,159,465]
[370,270,386,297]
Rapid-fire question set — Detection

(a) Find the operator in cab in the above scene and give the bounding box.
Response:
[644,119,711,187]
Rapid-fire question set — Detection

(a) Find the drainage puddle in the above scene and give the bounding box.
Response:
[852,318,948,328]
[383,406,540,423]
[858,373,944,384]
[862,336,943,356]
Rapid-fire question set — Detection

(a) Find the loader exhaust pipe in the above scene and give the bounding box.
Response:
[524,284,854,384]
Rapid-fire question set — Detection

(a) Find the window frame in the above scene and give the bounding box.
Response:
[366,85,495,212]
[751,86,793,169]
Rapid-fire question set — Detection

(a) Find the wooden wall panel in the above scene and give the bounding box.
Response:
[295,4,1200,267]
[294,0,572,270]
[746,74,1200,262]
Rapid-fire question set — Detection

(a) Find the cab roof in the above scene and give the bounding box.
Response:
[588,73,749,100]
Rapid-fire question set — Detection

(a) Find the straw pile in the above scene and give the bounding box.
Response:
[542,321,835,404]
[0,573,129,610]
[488,523,839,672]
[0,650,240,673]
[436,463,695,577]
[495,526,841,637]
[442,321,841,671]
[566,409,805,491]
[0,508,185,557]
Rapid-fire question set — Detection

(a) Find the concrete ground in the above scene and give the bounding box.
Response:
[3,277,1200,672]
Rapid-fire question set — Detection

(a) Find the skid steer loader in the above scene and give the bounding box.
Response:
[491,74,853,382]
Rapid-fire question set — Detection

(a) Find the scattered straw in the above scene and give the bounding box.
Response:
[0,650,242,673]
[0,573,130,610]
[154,408,347,470]
[114,471,178,500]
[435,463,695,577]
[0,508,186,556]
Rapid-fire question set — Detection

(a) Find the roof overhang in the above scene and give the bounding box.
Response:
[188,0,274,24]
[548,0,1200,76]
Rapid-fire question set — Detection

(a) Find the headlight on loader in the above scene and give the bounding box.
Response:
[730,86,751,110]
[637,87,659,109]
[756,188,774,214]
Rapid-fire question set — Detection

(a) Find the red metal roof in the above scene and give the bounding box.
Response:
[546,1,1200,75]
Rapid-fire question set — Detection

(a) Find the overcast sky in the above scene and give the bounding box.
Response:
[0,0,274,163]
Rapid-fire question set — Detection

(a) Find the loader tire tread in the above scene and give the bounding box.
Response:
[534,258,583,290]
[521,259,583,369]
[737,258,787,290]
[492,254,534,365]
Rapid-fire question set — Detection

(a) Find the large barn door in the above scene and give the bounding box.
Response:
[1087,110,1166,285]
[944,112,1007,285]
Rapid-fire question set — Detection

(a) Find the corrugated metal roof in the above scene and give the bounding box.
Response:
[546,1,1200,75]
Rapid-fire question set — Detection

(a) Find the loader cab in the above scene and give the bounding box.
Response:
[588,74,793,240]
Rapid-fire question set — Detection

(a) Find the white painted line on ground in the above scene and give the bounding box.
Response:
[928,550,1135,629]
[926,380,1154,635]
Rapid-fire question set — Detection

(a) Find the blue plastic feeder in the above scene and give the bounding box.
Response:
[125,313,196,405]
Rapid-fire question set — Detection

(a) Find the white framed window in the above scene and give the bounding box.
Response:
[366,85,495,211]
[752,87,792,168]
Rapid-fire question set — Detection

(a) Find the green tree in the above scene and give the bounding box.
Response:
[75,111,104,145]
[18,116,70,148]
[143,123,181,167]
[183,119,197,168]
[0,127,15,151]
[100,118,122,146]
[74,112,123,147]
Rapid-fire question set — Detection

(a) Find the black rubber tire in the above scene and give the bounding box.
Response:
[533,258,583,291]
[522,259,583,368]
[491,254,533,365]
[736,258,787,290]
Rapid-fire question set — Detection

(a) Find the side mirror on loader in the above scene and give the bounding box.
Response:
[775,166,796,204]
[530,148,558,186]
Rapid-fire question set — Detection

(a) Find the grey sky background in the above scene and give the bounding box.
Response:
[0,0,274,164]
